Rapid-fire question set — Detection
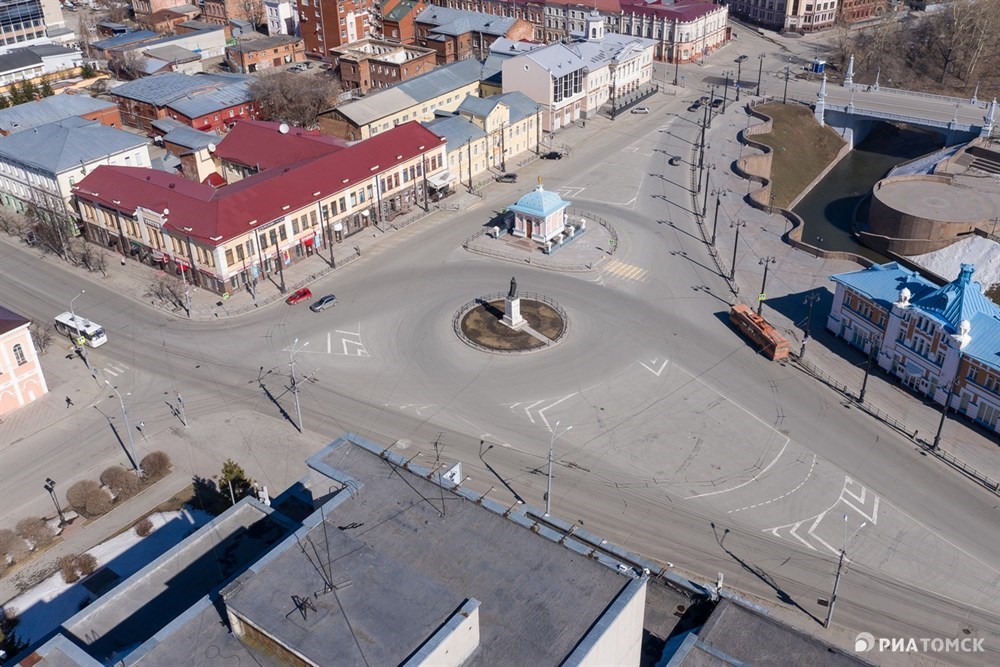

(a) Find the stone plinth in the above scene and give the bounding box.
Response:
[502,296,524,329]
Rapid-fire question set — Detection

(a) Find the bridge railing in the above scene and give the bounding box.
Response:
[825,104,973,131]
[864,85,977,106]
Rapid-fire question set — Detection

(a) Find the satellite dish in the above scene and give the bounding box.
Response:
[279,123,290,134]
[207,142,216,153]
[162,208,170,215]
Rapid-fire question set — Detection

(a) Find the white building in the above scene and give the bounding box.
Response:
[0,116,150,219]
[0,43,81,87]
[501,11,655,131]
[265,0,299,36]
[827,262,1000,435]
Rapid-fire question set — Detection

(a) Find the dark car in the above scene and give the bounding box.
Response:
[668,156,682,166]
[541,151,563,160]
[736,54,749,63]
[687,101,702,112]
[286,287,312,305]
[496,173,518,183]
[309,294,338,312]
[711,98,724,109]
[699,96,710,104]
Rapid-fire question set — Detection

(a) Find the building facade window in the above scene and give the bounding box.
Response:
[13,343,26,365]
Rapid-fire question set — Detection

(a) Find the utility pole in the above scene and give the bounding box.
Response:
[544,421,572,516]
[722,72,730,113]
[289,338,308,433]
[106,381,141,476]
[672,34,679,86]
[756,53,765,96]
[800,291,821,358]
[697,103,708,193]
[711,189,724,246]
[707,84,716,128]
[702,165,713,216]
[932,382,954,450]
[757,256,776,316]
[729,220,745,281]
[825,515,866,629]
[858,341,878,404]
[176,392,188,427]
[783,65,790,105]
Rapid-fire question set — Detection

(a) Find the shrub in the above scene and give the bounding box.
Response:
[15,517,54,549]
[67,480,101,514]
[141,451,172,480]
[59,554,80,583]
[220,459,253,503]
[0,528,28,564]
[76,553,97,576]
[101,466,140,500]
[134,518,154,537]
[84,488,113,517]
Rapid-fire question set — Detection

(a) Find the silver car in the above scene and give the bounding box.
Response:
[310,294,337,312]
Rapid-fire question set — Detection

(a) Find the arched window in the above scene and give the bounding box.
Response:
[13,343,27,365]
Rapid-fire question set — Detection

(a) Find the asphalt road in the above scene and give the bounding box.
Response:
[1,29,997,665]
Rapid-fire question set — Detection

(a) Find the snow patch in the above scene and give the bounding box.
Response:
[907,236,1000,293]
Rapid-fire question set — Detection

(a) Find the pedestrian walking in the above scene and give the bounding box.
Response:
[65,396,74,408]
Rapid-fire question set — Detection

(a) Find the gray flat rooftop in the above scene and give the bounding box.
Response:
[63,503,294,663]
[222,436,634,665]
[876,178,997,223]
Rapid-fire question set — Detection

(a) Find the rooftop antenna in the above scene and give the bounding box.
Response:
[286,595,317,621]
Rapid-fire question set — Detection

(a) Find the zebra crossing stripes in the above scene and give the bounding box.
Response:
[603,259,648,282]
[103,362,128,377]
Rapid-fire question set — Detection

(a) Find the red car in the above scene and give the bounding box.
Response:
[286,288,312,305]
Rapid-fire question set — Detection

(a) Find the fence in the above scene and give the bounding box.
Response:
[452,290,570,354]
[794,356,1000,494]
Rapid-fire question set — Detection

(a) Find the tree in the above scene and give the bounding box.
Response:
[110,50,148,81]
[67,480,102,514]
[220,459,253,504]
[0,95,9,109]
[80,63,97,79]
[101,465,140,499]
[0,528,28,564]
[134,518,154,537]
[16,79,38,102]
[95,0,130,23]
[77,14,98,60]
[84,487,113,516]
[16,517,55,549]
[141,451,172,480]
[249,71,342,129]
[30,322,53,354]
[235,0,266,29]
[40,79,54,97]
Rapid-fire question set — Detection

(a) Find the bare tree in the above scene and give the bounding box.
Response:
[234,0,267,29]
[249,71,342,129]
[95,0,131,24]
[16,517,55,550]
[77,13,99,60]
[30,322,53,354]
[0,528,29,564]
[110,50,149,81]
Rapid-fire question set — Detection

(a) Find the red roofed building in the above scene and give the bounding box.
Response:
[73,122,448,295]
[212,119,350,182]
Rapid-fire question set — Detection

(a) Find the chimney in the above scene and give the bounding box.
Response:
[957,263,974,287]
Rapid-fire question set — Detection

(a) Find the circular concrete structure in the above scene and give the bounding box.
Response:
[455,294,567,354]
[864,174,995,255]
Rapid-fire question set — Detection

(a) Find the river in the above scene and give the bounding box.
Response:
[792,122,945,261]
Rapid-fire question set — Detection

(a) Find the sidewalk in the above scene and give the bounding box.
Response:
[697,96,1000,490]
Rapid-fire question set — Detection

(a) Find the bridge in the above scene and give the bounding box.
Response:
[776,55,996,147]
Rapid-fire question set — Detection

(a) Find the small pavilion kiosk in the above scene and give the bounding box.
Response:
[508,180,573,252]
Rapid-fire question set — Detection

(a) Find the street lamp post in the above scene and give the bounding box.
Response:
[711,189,725,246]
[756,53,765,96]
[106,381,142,476]
[69,289,89,365]
[757,256,776,316]
[44,478,66,526]
[544,421,572,516]
[707,84,717,128]
[825,515,866,629]
[737,57,743,86]
[289,338,309,433]
[702,165,714,216]
[729,220,745,281]
[932,382,955,450]
[722,72,730,113]
[801,291,821,358]
[70,289,85,323]
[783,66,790,104]
[858,341,878,404]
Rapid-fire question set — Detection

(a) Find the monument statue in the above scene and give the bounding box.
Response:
[508,276,517,298]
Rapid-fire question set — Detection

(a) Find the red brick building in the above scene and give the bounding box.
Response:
[414,6,535,64]
[226,35,306,73]
[328,39,436,92]
[298,0,379,58]
[838,0,887,24]
[381,0,427,44]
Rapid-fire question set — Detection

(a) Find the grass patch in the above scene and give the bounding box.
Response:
[751,104,846,208]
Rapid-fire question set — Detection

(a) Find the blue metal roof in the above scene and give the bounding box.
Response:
[912,263,997,332]
[422,114,485,147]
[510,185,569,218]
[829,262,937,310]
[0,117,147,174]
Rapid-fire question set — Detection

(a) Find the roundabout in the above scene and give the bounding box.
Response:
[455,287,568,353]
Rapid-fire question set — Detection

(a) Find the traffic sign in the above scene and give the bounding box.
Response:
[758,292,766,301]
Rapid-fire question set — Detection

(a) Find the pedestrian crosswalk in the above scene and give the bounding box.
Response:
[102,362,129,377]
[603,259,648,282]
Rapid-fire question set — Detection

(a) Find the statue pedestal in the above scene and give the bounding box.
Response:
[502,296,524,329]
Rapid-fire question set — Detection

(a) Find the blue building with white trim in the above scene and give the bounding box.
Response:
[827,262,1000,434]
